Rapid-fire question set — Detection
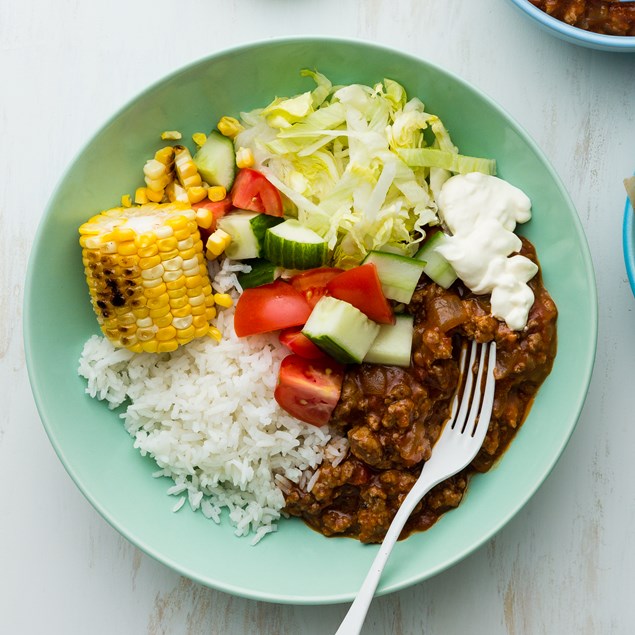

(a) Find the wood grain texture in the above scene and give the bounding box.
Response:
[2,0,634,633]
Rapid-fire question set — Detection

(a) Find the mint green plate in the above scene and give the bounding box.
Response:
[24,38,597,604]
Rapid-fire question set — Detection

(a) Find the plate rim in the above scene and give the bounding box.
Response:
[23,35,599,604]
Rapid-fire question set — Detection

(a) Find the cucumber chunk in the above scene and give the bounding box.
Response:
[302,296,380,364]
[362,251,426,304]
[364,314,414,367]
[237,259,282,289]
[193,131,236,190]
[217,212,283,260]
[415,232,457,289]
[263,219,329,269]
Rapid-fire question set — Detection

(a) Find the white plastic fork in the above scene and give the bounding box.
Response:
[335,340,497,635]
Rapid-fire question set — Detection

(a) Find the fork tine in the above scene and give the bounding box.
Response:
[446,341,470,423]
[452,340,479,433]
[463,343,487,436]
[470,341,497,441]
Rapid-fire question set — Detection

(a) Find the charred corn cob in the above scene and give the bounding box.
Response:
[79,203,216,353]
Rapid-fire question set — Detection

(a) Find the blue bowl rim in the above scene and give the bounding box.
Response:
[508,0,635,50]
[623,179,635,295]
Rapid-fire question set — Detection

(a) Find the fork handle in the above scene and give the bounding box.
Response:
[334,465,448,635]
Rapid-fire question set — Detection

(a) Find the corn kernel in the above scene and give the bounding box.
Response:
[170,304,191,319]
[157,340,179,353]
[164,215,188,231]
[170,295,190,310]
[217,116,244,139]
[134,187,149,205]
[167,285,187,298]
[213,293,233,308]
[163,257,184,272]
[192,315,209,329]
[149,305,171,319]
[207,326,222,341]
[185,275,203,289]
[159,248,180,261]
[174,145,202,190]
[166,275,186,290]
[166,181,189,203]
[154,314,173,328]
[146,187,164,203]
[236,147,254,169]
[117,241,137,256]
[141,340,160,353]
[192,132,207,146]
[207,185,227,202]
[161,130,182,140]
[174,227,191,241]
[145,284,168,299]
[139,254,162,269]
[194,326,211,338]
[132,307,150,319]
[112,227,136,242]
[147,295,169,310]
[206,229,232,256]
[155,146,175,165]
[176,325,196,341]
[157,237,178,252]
[196,208,214,230]
[156,325,177,341]
[187,186,208,204]
[144,159,165,180]
[121,194,132,208]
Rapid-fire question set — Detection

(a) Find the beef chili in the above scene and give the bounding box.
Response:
[530,0,635,36]
[283,238,557,543]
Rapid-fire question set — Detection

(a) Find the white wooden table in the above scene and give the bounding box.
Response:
[2,1,634,633]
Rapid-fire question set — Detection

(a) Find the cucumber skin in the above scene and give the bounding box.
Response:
[193,131,236,190]
[250,215,284,249]
[305,334,361,365]
[302,296,380,364]
[263,220,329,270]
[218,212,283,260]
[237,259,280,289]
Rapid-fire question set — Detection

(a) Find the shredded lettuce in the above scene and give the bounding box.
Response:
[234,71,496,267]
[397,148,497,175]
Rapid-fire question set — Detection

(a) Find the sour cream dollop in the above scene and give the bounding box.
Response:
[436,172,538,331]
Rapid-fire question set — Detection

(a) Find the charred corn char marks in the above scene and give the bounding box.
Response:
[79,203,217,353]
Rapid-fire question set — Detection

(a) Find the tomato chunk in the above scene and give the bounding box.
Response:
[230,168,284,216]
[279,328,330,360]
[289,267,343,308]
[233,280,312,337]
[274,354,345,427]
[326,263,394,324]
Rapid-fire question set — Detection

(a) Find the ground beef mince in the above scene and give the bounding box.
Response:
[284,238,558,543]
[529,0,635,36]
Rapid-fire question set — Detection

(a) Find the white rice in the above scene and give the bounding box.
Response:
[78,258,338,544]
